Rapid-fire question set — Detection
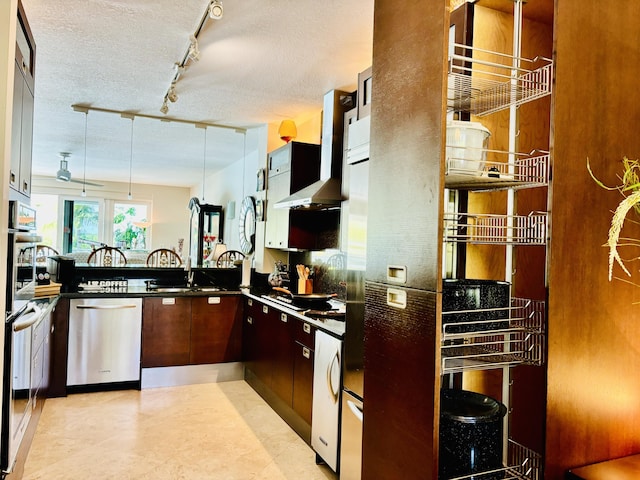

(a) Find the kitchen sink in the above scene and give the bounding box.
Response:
[147,285,221,293]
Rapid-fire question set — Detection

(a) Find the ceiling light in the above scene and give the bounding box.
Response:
[124,114,135,200]
[167,83,178,103]
[188,35,200,62]
[81,112,88,196]
[160,100,169,115]
[209,1,223,19]
[56,152,71,182]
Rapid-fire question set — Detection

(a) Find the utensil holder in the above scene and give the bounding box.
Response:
[298,279,313,294]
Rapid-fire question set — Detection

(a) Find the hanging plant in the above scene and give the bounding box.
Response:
[588,156,640,280]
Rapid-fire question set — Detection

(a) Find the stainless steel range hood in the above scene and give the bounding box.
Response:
[274,89,354,210]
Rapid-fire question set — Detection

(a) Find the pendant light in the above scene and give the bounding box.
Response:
[197,123,207,201]
[81,111,88,197]
[122,113,135,200]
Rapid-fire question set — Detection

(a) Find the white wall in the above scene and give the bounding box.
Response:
[191,126,273,272]
[31,176,192,252]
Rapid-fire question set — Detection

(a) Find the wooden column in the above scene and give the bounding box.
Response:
[546,0,640,477]
[362,0,448,478]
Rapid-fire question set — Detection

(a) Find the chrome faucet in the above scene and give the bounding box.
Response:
[185,257,194,287]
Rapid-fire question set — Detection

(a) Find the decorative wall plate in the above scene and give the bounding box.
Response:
[238,196,256,254]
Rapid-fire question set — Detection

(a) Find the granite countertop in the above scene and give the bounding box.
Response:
[241,288,345,339]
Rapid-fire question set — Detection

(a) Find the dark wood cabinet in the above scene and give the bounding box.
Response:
[292,320,315,424]
[143,295,242,368]
[243,298,275,386]
[271,310,294,405]
[190,296,242,364]
[243,297,318,443]
[142,297,192,367]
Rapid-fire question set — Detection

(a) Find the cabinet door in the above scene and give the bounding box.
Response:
[246,300,273,387]
[243,299,260,376]
[142,297,191,367]
[19,76,33,198]
[265,172,290,248]
[190,296,241,364]
[292,340,314,425]
[271,310,294,406]
[9,61,23,193]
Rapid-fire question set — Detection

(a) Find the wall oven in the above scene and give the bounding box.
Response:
[1,201,42,473]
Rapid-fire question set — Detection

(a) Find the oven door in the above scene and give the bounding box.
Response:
[1,302,42,473]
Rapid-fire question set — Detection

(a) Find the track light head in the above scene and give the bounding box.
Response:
[167,84,178,103]
[209,1,223,19]
[160,101,169,115]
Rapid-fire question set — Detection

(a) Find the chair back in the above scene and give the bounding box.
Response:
[87,246,127,267]
[18,244,60,265]
[216,250,245,268]
[146,248,182,267]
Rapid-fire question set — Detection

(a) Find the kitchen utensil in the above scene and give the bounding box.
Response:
[272,286,336,307]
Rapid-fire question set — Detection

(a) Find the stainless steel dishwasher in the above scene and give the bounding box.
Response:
[67,298,143,386]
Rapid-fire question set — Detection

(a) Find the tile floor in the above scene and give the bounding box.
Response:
[22,381,338,480]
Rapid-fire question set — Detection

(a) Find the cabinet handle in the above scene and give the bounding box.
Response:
[262,305,269,314]
[303,323,311,334]
[386,288,407,309]
[248,299,253,306]
[302,347,310,359]
[247,316,253,325]
[281,313,287,323]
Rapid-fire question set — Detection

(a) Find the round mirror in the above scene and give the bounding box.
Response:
[238,196,256,254]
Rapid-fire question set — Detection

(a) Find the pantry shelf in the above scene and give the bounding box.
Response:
[447,43,553,116]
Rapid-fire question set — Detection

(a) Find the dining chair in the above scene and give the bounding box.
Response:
[146,248,182,268]
[87,246,127,267]
[35,244,59,263]
[216,250,245,268]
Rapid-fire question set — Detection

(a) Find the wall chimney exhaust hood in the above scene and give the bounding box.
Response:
[274,89,354,210]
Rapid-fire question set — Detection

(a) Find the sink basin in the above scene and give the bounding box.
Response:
[150,287,193,293]
[147,285,221,293]
[194,287,221,292]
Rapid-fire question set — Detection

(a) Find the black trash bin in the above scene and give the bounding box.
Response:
[439,388,507,480]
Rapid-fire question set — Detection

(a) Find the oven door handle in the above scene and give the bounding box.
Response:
[13,303,42,332]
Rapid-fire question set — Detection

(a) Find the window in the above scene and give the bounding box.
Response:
[63,199,102,252]
[30,194,152,254]
[112,202,148,250]
[31,194,59,248]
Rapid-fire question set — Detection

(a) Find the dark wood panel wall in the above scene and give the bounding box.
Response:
[362,0,448,478]
[546,0,640,477]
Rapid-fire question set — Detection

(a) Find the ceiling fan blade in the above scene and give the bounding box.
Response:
[68,178,104,187]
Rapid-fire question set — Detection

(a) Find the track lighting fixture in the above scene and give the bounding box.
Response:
[160,0,225,113]
[167,83,178,103]
[209,1,223,19]
[187,35,200,62]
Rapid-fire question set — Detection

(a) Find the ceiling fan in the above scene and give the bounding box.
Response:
[56,152,103,187]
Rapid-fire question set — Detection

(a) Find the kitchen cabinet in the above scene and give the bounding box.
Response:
[362,1,552,478]
[10,0,35,200]
[264,142,322,250]
[243,297,317,443]
[143,295,242,368]
[292,320,315,425]
[142,297,191,367]
[190,296,242,364]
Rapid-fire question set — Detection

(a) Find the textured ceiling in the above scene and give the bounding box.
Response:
[21,0,374,187]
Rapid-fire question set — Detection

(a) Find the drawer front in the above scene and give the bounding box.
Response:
[294,319,316,349]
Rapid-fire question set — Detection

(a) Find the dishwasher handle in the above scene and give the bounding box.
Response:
[75,304,138,310]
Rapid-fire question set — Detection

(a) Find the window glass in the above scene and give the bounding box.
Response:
[71,200,101,251]
[31,194,59,250]
[113,203,148,250]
